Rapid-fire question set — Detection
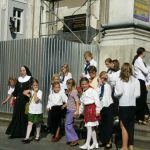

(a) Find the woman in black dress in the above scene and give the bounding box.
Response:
[6,66,32,138]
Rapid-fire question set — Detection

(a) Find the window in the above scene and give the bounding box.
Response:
[13,8,23,33]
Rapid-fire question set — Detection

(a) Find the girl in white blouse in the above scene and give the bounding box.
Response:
[97,71,114,149]
[60,64,72,91]
[22,79,43,143]
[132,47,149,124]
[47,81,68,142]
[1,77,16,105]
[78,77,101,150]
[115,63,140,150]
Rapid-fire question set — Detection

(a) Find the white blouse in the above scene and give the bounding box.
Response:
[47,91,68,109]
[134,57,149,81]
[83,59,97,79]
[114,76,140,107]
[108,70,120,87]
[96,83,113,109]
[8,86,15,95]
[60,72,72,90]
[29,90,43,114]
[79,88,101,114]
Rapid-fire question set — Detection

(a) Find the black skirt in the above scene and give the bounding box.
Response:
[119,106,135,145]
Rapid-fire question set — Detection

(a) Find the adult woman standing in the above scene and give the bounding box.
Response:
[115,63,140,150]
[132,47,149,124]
[6,66,32,138]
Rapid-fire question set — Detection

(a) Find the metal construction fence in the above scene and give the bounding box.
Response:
[0,38,99,115]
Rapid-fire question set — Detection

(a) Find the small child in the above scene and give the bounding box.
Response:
[47,81,68,142]
[97,71,114,149]
[78,77,101,150]
[60,64,72,91]
[65,78,79,146]
[49,73,64,94]
[47,73,65,133]
[22,79,43,144]
[1,77,17,106]
[82,51,97,79]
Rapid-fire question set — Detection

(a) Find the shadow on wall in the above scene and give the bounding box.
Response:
[10,32,17,39]
[55,27,99,43]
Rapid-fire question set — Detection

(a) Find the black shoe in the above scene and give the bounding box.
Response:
[99,143,105,147]
[34,138,40,142]
[22,139,30,144]
[105,144,112,149]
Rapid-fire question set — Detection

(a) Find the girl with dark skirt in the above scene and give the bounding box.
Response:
[132,47,149,124]
[6,66,32,138]
[115,63,140,150]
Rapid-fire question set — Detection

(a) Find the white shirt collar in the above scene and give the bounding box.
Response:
[18,75,31,83]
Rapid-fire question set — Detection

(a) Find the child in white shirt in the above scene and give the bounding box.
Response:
[77,77,101,150]
[22,79,43,143]
[47,81,68,142]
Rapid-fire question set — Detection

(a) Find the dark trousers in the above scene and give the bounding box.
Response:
[99,104,114,144]
[51,106,62,135]
[119,106,135,145]
[47,110,52,132]
[136,79,147,121]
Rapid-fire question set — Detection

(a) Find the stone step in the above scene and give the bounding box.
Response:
[134,135,150,149]
[134,123,150,137]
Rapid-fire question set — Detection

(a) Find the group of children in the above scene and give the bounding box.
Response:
[1,49,150,150]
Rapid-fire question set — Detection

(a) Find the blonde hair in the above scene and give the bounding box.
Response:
[120,63,132,82]
[66,78,76,88]
[52,81,60,88]
[8,77,17,86]
[99,71,107,78]
[84,51,93,59]
[63,64,70,72]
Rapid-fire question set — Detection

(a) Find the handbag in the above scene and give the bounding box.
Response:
[25,96,33,114]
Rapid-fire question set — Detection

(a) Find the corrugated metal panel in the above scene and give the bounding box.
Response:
[0,38,99,115]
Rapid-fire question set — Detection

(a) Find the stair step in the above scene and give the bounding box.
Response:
[134,135,150,149]
[134,123,150,137]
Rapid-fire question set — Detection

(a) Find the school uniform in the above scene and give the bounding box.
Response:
[83,59,97,79]
[28,90,43,124]
[65,90,79,142]
[108,70,120,117]
[60,72,72,90]
[96,83,114,145]
[115,76,140,145]
[47,91,68,135]
[133,56,149,121]
[47,84,65,132]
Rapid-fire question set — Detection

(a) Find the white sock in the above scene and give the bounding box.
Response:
[25,122,33,139]
[35,123,41,139]
[92,129,98,145]
[85,126,92,146]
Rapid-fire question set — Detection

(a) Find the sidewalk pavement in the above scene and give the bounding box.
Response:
[0,126,149,150]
